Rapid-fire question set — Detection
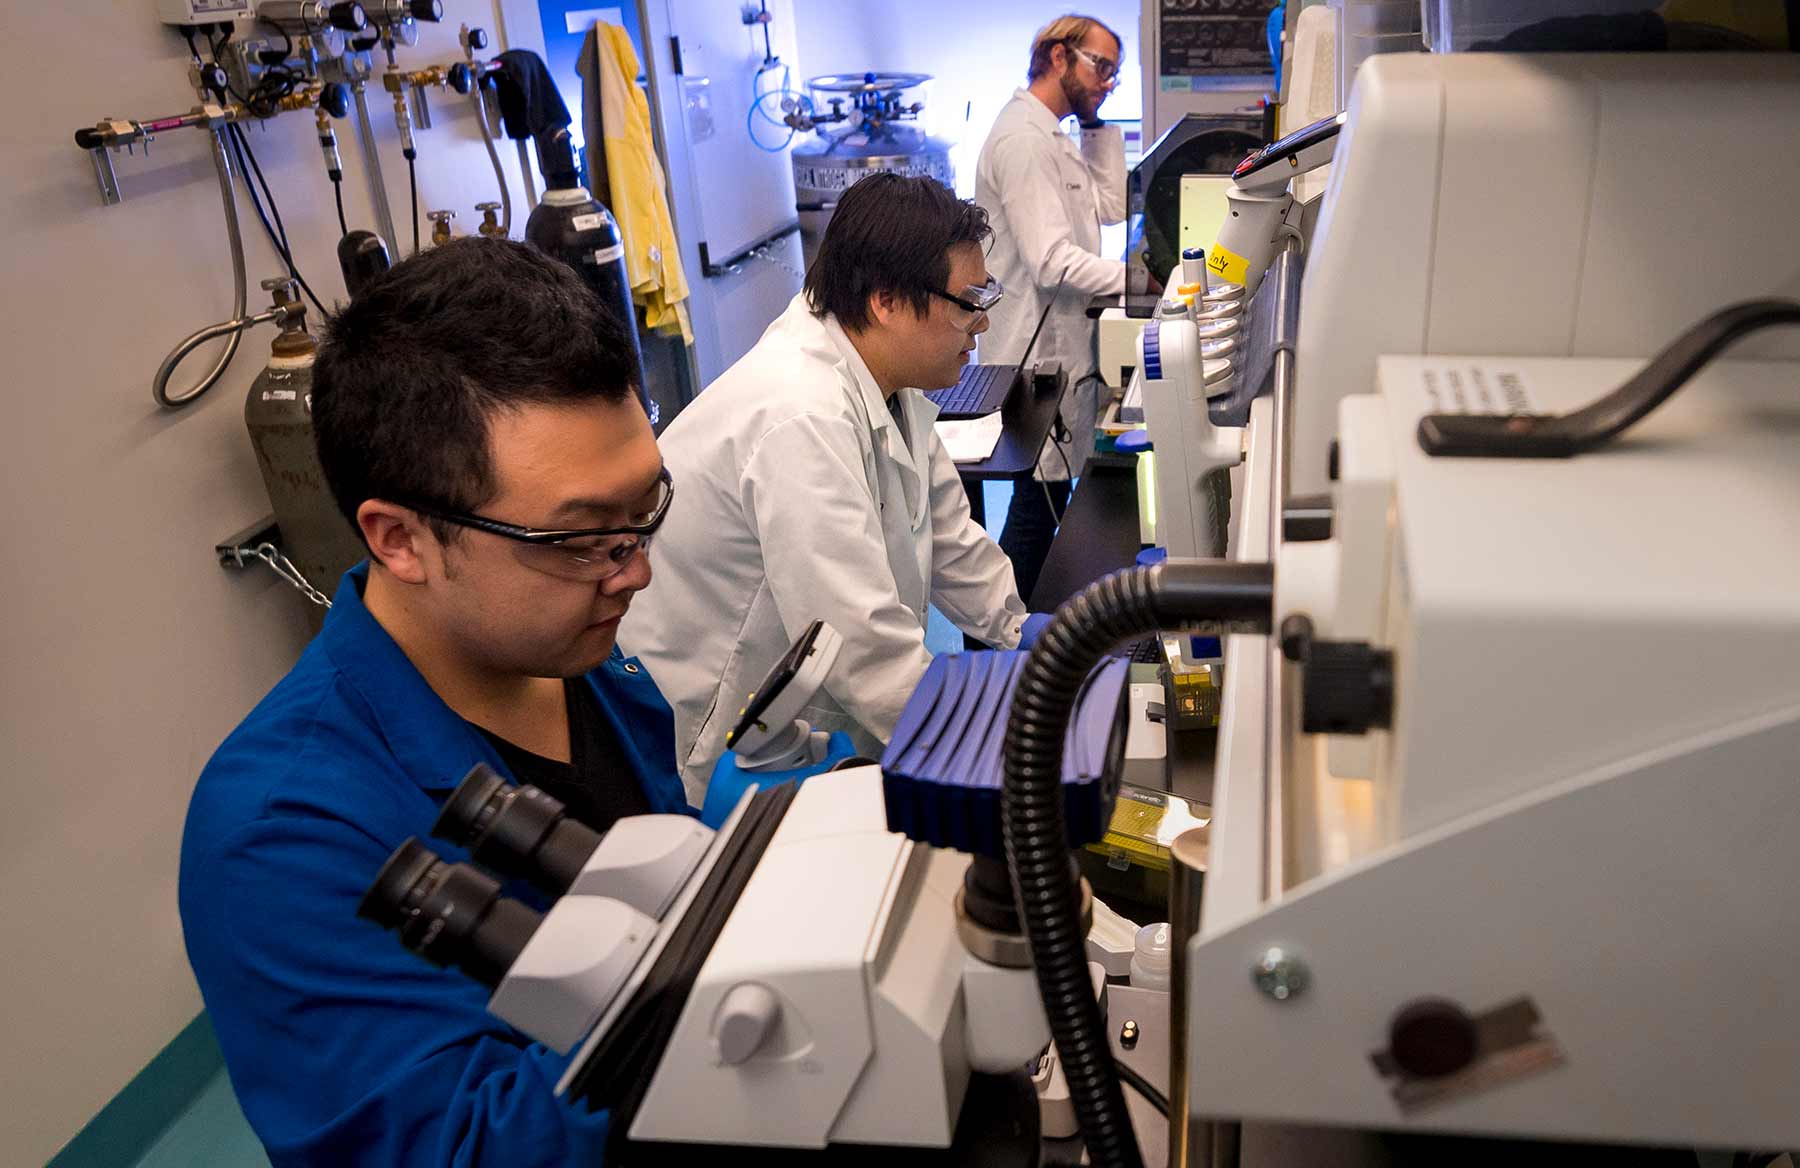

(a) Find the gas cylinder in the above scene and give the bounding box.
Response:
[523,127,654,424]
[243,278,368,625]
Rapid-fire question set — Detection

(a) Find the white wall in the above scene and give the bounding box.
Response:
[0,3,544,1160]
[790,0,1145,196]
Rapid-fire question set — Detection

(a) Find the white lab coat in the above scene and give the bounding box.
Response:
[975,88,1128,480]
[624,295,1028,802]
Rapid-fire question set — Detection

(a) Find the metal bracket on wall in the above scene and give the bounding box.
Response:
[216,516,333,608]
[698,221,801,278]
[217,516,283,568]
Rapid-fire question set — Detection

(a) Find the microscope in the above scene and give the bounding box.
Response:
[359,629,1139,1161]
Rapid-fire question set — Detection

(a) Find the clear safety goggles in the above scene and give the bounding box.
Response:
[930,277,1005,320]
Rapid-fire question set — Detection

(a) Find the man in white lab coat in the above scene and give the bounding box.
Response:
[624,174,1034,800]
[976,13,1129,606]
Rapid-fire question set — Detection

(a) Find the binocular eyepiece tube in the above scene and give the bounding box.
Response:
[431,763,603,898]
[357,838,541,989]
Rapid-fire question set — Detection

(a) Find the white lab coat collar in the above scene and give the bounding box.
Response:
[817,309,896,439]
[1014,87,1067,135]
[814,306,938,531]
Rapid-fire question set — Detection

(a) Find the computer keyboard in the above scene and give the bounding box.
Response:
[927,363,1018,420]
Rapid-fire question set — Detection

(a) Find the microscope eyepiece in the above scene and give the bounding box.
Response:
[359,837,542,989]
[432,764,603,898]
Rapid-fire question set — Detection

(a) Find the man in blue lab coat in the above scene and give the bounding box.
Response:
[179,238,839,1166]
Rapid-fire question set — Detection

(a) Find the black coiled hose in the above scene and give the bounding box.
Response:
[1001,561,1274,1168]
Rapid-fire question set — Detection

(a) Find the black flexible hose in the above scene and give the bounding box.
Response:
[1115,1057,1169,1118]
[1002,560,1273,1168]
[227,124,328,316]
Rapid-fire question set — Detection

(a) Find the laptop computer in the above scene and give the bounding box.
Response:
[926,282,1059,420]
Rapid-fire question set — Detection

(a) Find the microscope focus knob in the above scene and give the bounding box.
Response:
[1387,998,1479,1079]
[714,983,781,1065]
[1299,639,1394,736]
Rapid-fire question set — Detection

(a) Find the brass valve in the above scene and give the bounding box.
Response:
[426,209,456,246]
[382,65,446,94]
[278,85,326,115]
[474,201,504,238]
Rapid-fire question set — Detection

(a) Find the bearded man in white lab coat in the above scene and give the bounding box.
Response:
[976,13,1129,607]
[624,173,1037,801]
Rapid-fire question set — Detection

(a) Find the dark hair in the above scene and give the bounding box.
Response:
[312,236,638,542]
[803,173,991,332]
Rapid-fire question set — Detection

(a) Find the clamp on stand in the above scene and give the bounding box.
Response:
[724,620,845,772]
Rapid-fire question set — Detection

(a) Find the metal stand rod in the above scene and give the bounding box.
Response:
[1261,239,1303,907]
[1169,827,1209,1168]
[352,80,399,255]
[514,137,538,212]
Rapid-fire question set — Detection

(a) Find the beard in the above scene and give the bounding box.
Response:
[1059,65,1102,123]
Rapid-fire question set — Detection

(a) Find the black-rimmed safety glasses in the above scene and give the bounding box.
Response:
[403,467,674,582]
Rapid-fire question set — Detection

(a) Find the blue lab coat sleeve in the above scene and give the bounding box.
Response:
[184,810,612,1167]
[179,565,692,1166]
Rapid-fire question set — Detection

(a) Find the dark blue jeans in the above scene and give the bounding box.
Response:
[998,477,1074,610]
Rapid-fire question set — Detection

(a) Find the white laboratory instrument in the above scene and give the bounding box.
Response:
[1288,51,1800,496]
[1133,305,1245,559]
[596,771,1050,1149]
[1191,336,1800,1149]
[1178,46,1800,1157]
[366,766,1054,1154]
[1207,110,1341,297]
[721,618,845,772]
[361,624,1153,1158]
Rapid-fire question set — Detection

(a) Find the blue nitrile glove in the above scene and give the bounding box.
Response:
[701,731,860,828]
[1020,612,1054,650]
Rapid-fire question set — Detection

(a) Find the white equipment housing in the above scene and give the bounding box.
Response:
[543,768,1048,1151]
[158,0,252,24]
[1195,353,1800,1147]
[1135,312,1246,559]
[1190,49,1800,1150]
[1291,52,1800,497]
[630,768,1045,1147]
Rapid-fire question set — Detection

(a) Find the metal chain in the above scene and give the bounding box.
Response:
[254,543,333,608]
[748,241,806,282]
